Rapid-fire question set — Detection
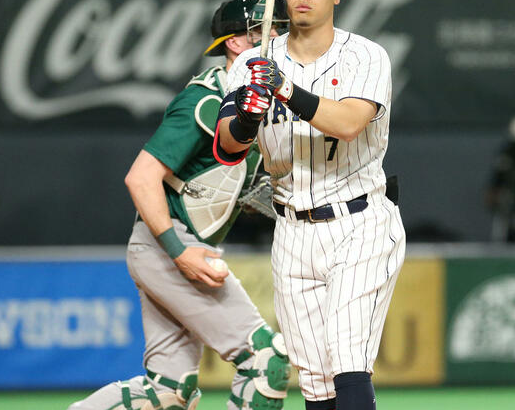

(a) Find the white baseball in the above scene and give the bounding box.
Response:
[208,258,228,272]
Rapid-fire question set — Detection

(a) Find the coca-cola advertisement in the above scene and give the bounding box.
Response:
[0,0,514,127]
[0,0,221,125]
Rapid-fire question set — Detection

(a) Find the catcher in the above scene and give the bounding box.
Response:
[67,1,289,410]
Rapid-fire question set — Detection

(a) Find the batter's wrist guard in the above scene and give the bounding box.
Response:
[158,227,186,259]
[284,83,320,121]
[274,76,293,102]
[229,117,259,144]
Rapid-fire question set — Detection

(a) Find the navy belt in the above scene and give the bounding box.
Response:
[273,194,368,222]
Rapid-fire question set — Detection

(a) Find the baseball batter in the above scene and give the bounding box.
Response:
[67,2,290,410]
[215,1,406,409]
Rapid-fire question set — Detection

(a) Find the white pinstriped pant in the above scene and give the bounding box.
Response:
[271,190,405,401]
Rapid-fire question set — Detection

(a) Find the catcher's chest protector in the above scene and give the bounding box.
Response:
[170,66,262,245]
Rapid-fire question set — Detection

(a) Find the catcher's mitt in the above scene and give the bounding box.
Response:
[238,175,276,220]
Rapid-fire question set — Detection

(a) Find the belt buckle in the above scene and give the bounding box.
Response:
[307,208,316,223]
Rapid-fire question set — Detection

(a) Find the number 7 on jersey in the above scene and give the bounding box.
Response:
[324,136,339,161]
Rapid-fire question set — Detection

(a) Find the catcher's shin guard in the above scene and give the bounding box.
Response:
[114,371,201,410]
[230,324,291,410]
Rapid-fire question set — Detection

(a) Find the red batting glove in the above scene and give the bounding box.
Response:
[247,57,293,103]
[235,84,272,123]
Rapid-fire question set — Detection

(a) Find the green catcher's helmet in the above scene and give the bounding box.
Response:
[204,0,289,56]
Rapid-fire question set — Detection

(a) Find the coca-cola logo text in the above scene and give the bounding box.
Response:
[0,0,218,120]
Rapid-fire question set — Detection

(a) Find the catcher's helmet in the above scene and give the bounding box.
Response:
[204,0,289,56]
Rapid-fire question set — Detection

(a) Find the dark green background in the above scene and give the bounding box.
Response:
[445,258,515,384]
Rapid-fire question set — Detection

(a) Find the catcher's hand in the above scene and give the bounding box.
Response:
[174,248,228,288]
[247,57,293,103]
[238,175,276,220]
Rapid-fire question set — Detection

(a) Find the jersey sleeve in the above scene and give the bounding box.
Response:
[214,49,257,166]
[339,39,391,121]
[226,49,254,94]
[143,87,209,173]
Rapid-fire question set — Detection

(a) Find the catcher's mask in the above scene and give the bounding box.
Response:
[204,0,289,56]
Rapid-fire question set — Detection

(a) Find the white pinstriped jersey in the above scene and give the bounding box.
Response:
[227,28,392,211]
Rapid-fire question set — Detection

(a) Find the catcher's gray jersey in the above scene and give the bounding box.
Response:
[226,29,405,401]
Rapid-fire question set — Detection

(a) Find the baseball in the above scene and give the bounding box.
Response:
[208,258,228,272]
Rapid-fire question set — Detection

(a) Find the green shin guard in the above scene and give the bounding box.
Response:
[231,325,291,410]
[115,371,201,410]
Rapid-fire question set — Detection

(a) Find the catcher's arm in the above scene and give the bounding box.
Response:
[125,151,227,287]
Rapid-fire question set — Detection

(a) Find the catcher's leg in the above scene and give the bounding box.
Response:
[136,290,202,410]
[228,324,291,410]
[70,223,204,410]
[67,286,204,410]
[127,221,291,410]
[67,373,201,410]
[67,376,147,410]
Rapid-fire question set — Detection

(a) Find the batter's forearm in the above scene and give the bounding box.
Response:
[219,116,255,154]
[308,97,376,142]
[280,85,365,141]
[258,62,376,142]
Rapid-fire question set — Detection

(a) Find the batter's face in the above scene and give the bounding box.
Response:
[286,0,340,29]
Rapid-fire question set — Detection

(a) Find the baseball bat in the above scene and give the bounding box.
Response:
[260,0,275,57]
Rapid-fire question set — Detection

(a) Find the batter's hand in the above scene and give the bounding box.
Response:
[174,248,228,287]
[235,84,272,124]
[247,57,293,103]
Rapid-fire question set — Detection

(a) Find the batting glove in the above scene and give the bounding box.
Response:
[229,84,272,144]
[235,84,272,124]
[247,57,293,103]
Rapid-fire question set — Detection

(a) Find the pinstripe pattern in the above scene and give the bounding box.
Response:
[271,193,405,400]
[227,29,392,209]
[227,28,405,401]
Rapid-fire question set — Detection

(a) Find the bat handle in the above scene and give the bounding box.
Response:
[260,0,275,57]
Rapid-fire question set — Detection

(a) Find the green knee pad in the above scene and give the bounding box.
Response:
[231,325,291,410]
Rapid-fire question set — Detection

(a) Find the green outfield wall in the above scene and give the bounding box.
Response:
[445,258,515,385]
